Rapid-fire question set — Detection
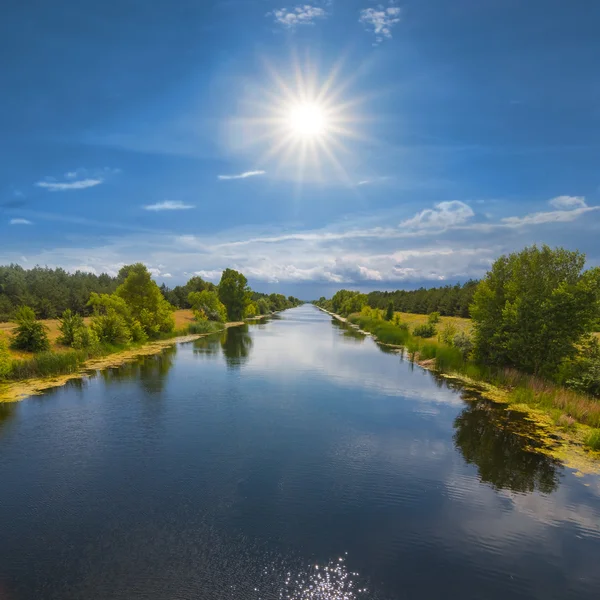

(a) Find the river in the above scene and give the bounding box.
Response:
[0,305,599,599]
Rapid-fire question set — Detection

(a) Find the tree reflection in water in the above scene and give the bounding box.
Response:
[453,400,561,494]
[331,318,366,344]
[221,325,253,369]
[0,402,17,433]
[99,345,177,395]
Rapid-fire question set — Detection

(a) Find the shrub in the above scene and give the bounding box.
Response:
[392,313,403,327]
[428,311,441,325]
[413,323,437,338]
[72,325,100,350]
[440,322,458,345]
[91,311,131,346]
[57,309,85,346]
[453,332,474,359]
[10,306,50,352]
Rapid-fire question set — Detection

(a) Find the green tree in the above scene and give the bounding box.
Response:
[115,264,174,336]
[57,309,85,346]
[471,245,600,377]
[385,301,394,321]
[88,293,137,345]
[218,269,251,321]
[188,290,227,322]
[10,306,50,352]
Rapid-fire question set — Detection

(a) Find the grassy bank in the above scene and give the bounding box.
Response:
[0,314,249,402]
[318,308,600,463]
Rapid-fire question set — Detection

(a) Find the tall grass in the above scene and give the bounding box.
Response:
[5,348,102,380]
[187,321,223,334]
[584,429,600,450]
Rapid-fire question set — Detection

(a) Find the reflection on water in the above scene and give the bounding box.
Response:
[1,306,599,600]
[331,318,366,343]
[99,346,177,394]
[193,324,254,368]
[453,401,561,494]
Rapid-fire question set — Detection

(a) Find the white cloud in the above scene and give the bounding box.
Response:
[359,3,401,44]
[143,200,195,211]
[268,5,327,28]
[65,171,78,179]
[9,218,32,225]
[36,178,103,191]
[548,195,587,209]
[501,205,599,227]
[162,273,173,278]
[401,201,475,229]
[217,170,266,181]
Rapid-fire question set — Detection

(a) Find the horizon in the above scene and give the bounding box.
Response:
[2,0,599,298]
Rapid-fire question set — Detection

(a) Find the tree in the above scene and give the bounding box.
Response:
[88,293,136,345]
[115,264,174,336]
[188,290,227,322]
[218,269,251,321]
[10,306,50,352]
[471,245,600,377]
[385,301,394,321]
[57,309,85,346]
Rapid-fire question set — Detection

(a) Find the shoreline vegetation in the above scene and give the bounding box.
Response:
[314,245,600,474]
[0,264,302,402]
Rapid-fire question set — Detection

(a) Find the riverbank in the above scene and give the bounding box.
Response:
[316,306,600,475]
[0,319,251,404]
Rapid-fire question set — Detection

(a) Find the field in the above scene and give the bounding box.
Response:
[0,309,196,359]
[393,312,473,334]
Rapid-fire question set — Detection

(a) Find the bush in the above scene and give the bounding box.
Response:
[72,326,100,350]
[440,322,458,345]
[413,323,437,338]
[453,332,474,359]
[6,349,92,380]
[57,309,85,346]
[428,311,441,325]
[10,306,50,352]
[188,321,222,334]
[91,311,131,346]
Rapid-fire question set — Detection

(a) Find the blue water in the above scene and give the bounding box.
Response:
[0,305,599,599]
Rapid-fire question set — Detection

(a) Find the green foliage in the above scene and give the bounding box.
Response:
[115,263,174,336]
[453,332,474,359]
[10,306,50,352]
[244,302,258,318]
[471,245,600,377]
[218,269,251,321]
[57,309,85,346]
[562,336,600,397]
[321,289,368,316]
[392,313,403,327]
[428,311,441,324]
[159,275,216,309]
[0,335,10,378]
[90,311,132,346]
[256,298,271,315]
[72,325,99,350]
[188,320,222,334]
[365,280,479,318]
[188,290,227,322]
[440,322,458,345]
[413,323,437,338]
[0,264,119,321]
[584,429,600,451]
[7,350,90,380]
[385,301,394,321]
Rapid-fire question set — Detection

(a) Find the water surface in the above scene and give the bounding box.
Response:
[1,306,599,599]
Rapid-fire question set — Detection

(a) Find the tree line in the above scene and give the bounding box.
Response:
[314,246,600,397]
[327,280,479,318]
[0,264,302,323]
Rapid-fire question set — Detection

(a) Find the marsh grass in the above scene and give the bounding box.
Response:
[584,429,600,450]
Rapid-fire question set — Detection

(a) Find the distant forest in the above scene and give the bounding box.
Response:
[318,280,479,319]
[365,281,478,318]
[0,264,301,322]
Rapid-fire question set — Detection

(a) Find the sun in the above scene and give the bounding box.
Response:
[228,55,368,183]
[287,102,328,139]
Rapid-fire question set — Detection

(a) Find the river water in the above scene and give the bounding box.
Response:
[0,305,599,599]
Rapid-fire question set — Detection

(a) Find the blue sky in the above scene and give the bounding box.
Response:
[1,0,599,297]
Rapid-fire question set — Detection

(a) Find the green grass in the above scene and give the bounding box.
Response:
[187,321,223,334]
[5,347,104,380]
[584,429,600,451]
